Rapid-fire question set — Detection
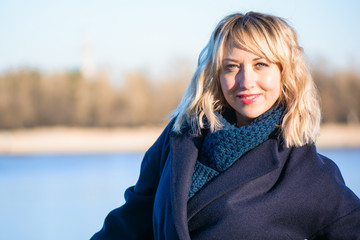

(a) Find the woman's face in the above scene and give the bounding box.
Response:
[219,42,281,126]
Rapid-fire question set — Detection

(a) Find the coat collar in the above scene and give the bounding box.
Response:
[170,130,202,239]
[187,136,284,220]
[169,129,288,237]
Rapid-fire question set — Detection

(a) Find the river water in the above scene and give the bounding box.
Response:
[0,148,359,240]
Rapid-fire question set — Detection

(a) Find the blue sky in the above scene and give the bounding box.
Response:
[1,0,359,81]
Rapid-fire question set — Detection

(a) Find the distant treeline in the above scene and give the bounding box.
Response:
[0,65,359,129]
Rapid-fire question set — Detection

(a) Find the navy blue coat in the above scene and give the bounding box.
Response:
[91,121,360,239]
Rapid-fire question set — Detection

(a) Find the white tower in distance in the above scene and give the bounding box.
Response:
[81,39,96,80]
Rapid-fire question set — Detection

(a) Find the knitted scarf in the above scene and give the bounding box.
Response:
[188,106,284,199]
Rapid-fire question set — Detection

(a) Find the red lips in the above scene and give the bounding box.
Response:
[238,94,261,104]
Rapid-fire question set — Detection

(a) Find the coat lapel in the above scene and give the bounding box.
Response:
[169,130,290,238]
[187,137,283,220]
[170,130,203,239]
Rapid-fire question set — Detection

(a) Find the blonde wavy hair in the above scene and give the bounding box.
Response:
[171,12,321,147]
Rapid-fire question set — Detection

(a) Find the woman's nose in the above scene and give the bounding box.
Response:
[237,67,255,89]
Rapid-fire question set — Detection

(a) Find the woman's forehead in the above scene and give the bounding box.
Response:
[223,38,265,59]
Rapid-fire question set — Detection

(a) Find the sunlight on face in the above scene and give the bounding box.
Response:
[220,42,281,126]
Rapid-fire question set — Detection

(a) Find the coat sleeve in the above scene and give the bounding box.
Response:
[308,153,360,239]
[309,207,360,239]
[90,121,173,240]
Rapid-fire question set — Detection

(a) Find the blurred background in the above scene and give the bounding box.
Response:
[0,0,359,239]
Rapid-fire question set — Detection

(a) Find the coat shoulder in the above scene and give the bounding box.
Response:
[91,119,177,240]
[287,144,360,237]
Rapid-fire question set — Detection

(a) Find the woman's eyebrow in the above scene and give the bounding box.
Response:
[252,57,264,61]
[222,57,265,62]
[222,58,239,63]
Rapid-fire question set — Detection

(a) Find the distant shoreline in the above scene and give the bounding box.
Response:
[0,124,359,154]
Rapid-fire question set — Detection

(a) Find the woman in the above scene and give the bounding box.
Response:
[91,12,360,239]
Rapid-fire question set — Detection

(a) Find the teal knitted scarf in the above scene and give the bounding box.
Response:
[188,106,284,199]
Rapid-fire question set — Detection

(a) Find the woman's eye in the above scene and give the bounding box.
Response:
[226,64,238,70]
[256,62,268,67]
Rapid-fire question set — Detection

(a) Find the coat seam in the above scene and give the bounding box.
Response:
[307,206,360,239]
